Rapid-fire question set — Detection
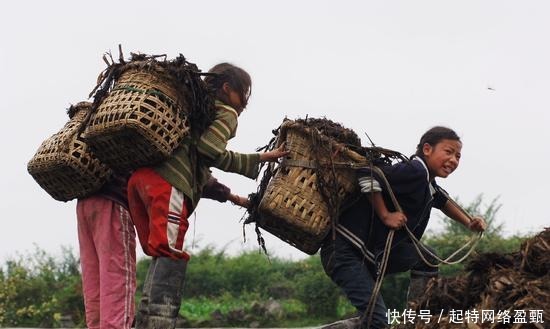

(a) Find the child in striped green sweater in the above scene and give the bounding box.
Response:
[128,63,287,328]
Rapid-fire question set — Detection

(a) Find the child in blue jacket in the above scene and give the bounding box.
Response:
[320,126,486,329]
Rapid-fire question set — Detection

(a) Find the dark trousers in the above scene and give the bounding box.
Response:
[135,257,187,329]
[320,234,438,329]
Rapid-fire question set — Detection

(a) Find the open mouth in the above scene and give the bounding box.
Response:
[443,166,454,174]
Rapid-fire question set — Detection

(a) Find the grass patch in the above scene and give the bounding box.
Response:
[179,293,356,327]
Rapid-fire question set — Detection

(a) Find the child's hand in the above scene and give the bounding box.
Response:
[228,194,250,208]
[381,212,408,230]
[468,216,486,232]
[259,143,290,162]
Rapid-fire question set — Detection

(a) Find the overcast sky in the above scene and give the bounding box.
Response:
[1,0,549,263]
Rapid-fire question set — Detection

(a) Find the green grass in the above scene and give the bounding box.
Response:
[179,293,356,327]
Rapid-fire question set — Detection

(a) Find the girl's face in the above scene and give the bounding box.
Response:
[423,139,462,180]
[222,83,248,115]
[228,88,245,114]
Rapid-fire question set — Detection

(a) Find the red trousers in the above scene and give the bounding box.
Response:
[77,196,136,329]
[128,167,191,260]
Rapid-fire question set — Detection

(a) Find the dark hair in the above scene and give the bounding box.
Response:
[204,63,252,108]
[414,126,461,158]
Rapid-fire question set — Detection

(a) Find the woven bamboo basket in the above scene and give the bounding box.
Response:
[27,102,112,202]
[258,121,367,254]
[83,68,189,171]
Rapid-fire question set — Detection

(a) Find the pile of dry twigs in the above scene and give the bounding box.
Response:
[395,228,549,329]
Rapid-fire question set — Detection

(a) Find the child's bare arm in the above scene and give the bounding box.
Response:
[442,201,486,232]
[259,143,289,162]
[228,193,250,208]
[368,192,407,230]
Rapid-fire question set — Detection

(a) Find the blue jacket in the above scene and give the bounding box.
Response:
[334,157,449,264]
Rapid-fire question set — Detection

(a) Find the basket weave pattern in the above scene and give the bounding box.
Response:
[258,122,365,254]
[83,69,189,171]
[28,103,112,201]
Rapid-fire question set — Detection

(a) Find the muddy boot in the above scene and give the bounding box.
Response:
[135,257,187,329]
[406,275,432,309]
[135,258,156,328]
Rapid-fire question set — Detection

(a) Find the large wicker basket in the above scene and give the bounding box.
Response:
[257,121,367,254]
[28,102,112,202]
[83,68,189,171]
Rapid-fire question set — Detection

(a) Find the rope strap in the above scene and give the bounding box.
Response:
[371,166,482,267]
[359,165,483,328]
[280,158,370,170]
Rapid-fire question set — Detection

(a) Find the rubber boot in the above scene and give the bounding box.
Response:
[406,275,432,309]
[135,257,187,329]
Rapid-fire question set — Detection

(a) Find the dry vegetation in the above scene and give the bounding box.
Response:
[394,228,549,329]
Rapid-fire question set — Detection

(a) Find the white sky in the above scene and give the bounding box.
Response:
[1,0,549,262]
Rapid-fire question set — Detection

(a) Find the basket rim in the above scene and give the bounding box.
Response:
[278,120,367,163]
[256,212,326,255]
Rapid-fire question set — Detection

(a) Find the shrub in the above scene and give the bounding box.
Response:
[0,246,84,327]
[294,265,340,317]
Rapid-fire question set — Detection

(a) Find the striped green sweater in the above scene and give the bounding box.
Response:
[154,101,261,210]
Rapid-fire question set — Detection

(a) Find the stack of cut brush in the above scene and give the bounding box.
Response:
[394,228,550,329]
[28,50,214,201]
